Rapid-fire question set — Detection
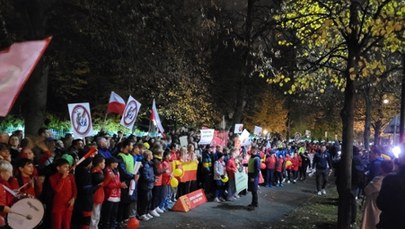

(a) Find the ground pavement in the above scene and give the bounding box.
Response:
[138,176,330,229]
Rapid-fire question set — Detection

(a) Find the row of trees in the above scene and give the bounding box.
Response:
[262,0,404,227]
[0,0,340,138]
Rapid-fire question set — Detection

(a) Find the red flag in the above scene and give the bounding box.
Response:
[0,37,52,117]
[107,91,126,115]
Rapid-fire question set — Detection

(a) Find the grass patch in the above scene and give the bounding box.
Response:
[267,186,365,229]
[268,187,340,229]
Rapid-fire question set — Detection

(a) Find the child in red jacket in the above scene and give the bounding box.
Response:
[159,150,172,211]
[101,157,126,229]
[265,153,276,187]
[49,158,77,229]
[291,154,300,183]
[275,155,285,187]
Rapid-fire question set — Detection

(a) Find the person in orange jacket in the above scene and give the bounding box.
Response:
[285,154,293,183]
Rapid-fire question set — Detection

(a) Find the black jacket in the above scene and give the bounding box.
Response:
[376,166,405,229]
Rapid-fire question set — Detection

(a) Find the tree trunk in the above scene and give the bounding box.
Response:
[338,70,355,229]
[286,111,291,141]
[373,94,384,146]
[17,0,51,136]
[23,62,49,136]
[363,86,371,151]
[374,120,382,146]
[400,53,405,143]
[337,1,360,228]
[232,0,254,124]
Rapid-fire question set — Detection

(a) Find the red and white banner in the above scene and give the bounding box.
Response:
[68,103,93,138]
[107,91,126,115]
[120,96,141,130]
[0,37,52,117]
[151,99,164,133]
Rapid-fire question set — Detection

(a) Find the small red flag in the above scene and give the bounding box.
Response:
[107,91,126,115]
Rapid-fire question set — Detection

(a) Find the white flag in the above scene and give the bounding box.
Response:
[151,99,164,133]
[120,96,141,130]
[68,103,93,138]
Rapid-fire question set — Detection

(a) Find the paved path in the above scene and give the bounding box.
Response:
[140,177,324,229]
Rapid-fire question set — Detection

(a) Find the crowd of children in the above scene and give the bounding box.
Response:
[3,127,384,229]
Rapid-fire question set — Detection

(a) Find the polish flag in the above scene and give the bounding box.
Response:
[107,91,126,115]
[0,37,52,117]
[151,99,165,133]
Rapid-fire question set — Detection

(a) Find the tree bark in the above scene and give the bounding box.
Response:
[338,67,355,229]
[400,53,405,143]
[373,94,384,146]
[363,86,371,151]
[23,62,49,136]
[232,0,254,124]
[17,0,51,136]
[337,1,360,228]
[374,119,382,146]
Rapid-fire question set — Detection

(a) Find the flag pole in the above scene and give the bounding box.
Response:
[103,112,108,132]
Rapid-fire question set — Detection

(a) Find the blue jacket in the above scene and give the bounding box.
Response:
[138,160,155,190]
[312,151,332,170]
[98,148,112,159]
[368,157,383,181]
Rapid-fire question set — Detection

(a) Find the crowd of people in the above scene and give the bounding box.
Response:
[0,127,404,229]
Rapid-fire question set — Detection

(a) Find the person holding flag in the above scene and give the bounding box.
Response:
[150,99,165,135]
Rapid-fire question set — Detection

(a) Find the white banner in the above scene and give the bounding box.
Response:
[68,103,93,138]
[240,129,251,146]
[179,135,188,147]
[234,124,243,134]
[253,126,262,136]
[120,96,141,130]
[235,170,248,194]
[198,129,215,145]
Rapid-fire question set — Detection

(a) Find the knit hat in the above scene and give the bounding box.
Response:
[61,154,74,166]
[143,142,150,150]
